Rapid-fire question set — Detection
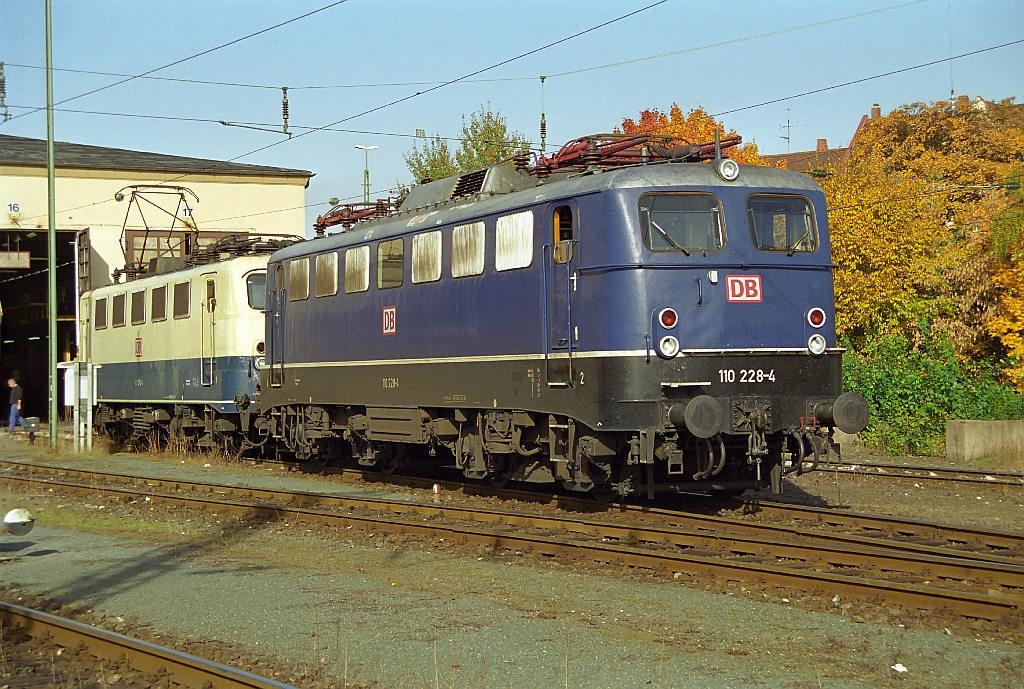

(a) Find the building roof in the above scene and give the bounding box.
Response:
[761,148,847,175]
[0,134,312,179]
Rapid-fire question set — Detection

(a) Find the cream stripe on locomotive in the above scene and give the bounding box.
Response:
[280,347,845,368]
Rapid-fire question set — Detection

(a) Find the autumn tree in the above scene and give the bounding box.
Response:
[620,104,774,166]
[403,104,528,184]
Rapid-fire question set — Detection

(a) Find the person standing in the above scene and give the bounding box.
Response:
[8,379,25,431]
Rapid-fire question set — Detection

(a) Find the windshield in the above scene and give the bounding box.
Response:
[246,272,266,310]
[639,193,723,254]
[747,195,818,254]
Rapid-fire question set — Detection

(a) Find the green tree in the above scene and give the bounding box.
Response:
[454,104,528,172]
[403,104,528,183]
[402,135,458,184]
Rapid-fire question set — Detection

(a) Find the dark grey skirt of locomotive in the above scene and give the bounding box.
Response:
[257,134,870,498]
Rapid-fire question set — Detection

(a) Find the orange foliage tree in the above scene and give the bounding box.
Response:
[620,104,775,166]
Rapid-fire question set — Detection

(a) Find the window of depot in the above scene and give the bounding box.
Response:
[412,231,441,284]
[345,246,370,293]
[746,195,818,254]
[315,253,338,297]
[151,285,167,321]
[111,293,126,327]
[451,222,485,277]
[94,297,108,330]
[173,281,190,319]
[377,238,404,289]
[495,210,533,271]
[131,290,146,325]
[288,257,309,300]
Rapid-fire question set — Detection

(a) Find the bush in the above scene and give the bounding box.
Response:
[842,332,1024,455]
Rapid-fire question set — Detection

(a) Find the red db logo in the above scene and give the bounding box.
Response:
[382,306,396,336]
[726,275,762,302]
[135,337,143,357]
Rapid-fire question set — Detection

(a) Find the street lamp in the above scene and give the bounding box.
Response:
[354,145,378,204]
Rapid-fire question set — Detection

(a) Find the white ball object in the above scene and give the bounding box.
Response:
[4,508,35,536]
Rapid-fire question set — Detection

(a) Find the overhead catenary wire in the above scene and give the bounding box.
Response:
[2,0,352,124]
[0,0,928,92]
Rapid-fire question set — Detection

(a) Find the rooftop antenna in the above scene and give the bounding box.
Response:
[947,0,955,103]
[779,109,806,152]
[0,62,10,123]
[539,75,547,155]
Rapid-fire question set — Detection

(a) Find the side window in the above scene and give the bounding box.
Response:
[315,252,338,297]
[152,285,167,321]
[345,246,370,293]
[289,258,309,300]
[173,281,190,319]
[553,205,574,264]
[130,290,146,325]
[206,278,216,313]
[412,231,442,284]
[94,297,108,330]
[112,293,126,327]
[452,222,485,277]
[377,238,404,289]
[495,210,534,271]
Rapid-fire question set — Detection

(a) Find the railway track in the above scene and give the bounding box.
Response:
[0,600,294,689]
[3,460,1024,629]
[821,460,1024,485]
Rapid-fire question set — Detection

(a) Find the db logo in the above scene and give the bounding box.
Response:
[134,337,143,357]
[382,306,396,336]
[726,275,762,303]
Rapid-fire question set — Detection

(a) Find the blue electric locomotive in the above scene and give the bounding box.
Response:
[256,135,868,498]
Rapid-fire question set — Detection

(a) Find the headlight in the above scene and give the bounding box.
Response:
[807,307,826,328]
[658,335,680,358]
[807,334,827,356]
[717,158,739,181]
[254,356,266,370]
[4,508,34,536]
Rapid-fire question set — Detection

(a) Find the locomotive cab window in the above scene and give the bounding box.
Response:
[112,293,126,328]
[451,222,485,277]
[345,246,370,293]
[130,290,146,325]
[495,210,534,271]
[206,279,216,312]
[246,272,267,309]
[289,258,309,300]
[412,231,442,284]
[553,205,574,264]
[152,285,167,321]
[639,193,723,253]
[747,195,818,254]
[377,238,404,289]
[172,281,190,319]
[315,254,338,297]
[94,297,107,330]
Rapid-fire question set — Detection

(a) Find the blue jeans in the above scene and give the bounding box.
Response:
[8,405,25,431]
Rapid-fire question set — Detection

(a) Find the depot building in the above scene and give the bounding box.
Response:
[0,133,312,422]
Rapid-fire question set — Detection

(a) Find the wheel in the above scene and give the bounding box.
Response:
[486,474,509,489]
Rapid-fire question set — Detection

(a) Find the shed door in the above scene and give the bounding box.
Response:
[201,274,217,387]
[545,203,579,388]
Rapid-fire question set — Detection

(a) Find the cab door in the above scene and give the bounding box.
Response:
[267,263,285,387]
[545,203,579,387]
[200,273,217,386]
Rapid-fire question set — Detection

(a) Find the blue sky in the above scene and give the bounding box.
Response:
[1,0,1022,234]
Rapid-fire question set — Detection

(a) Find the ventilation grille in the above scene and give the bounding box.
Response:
[450,169,487,198]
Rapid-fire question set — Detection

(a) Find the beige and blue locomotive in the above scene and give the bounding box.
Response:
[256,137,869,498]
[81,254,267,445]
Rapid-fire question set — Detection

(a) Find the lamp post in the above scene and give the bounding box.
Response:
[354,145,377,205]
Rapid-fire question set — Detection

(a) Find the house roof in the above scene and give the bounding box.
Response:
[761,148,847,175]
[0,134,312,179]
